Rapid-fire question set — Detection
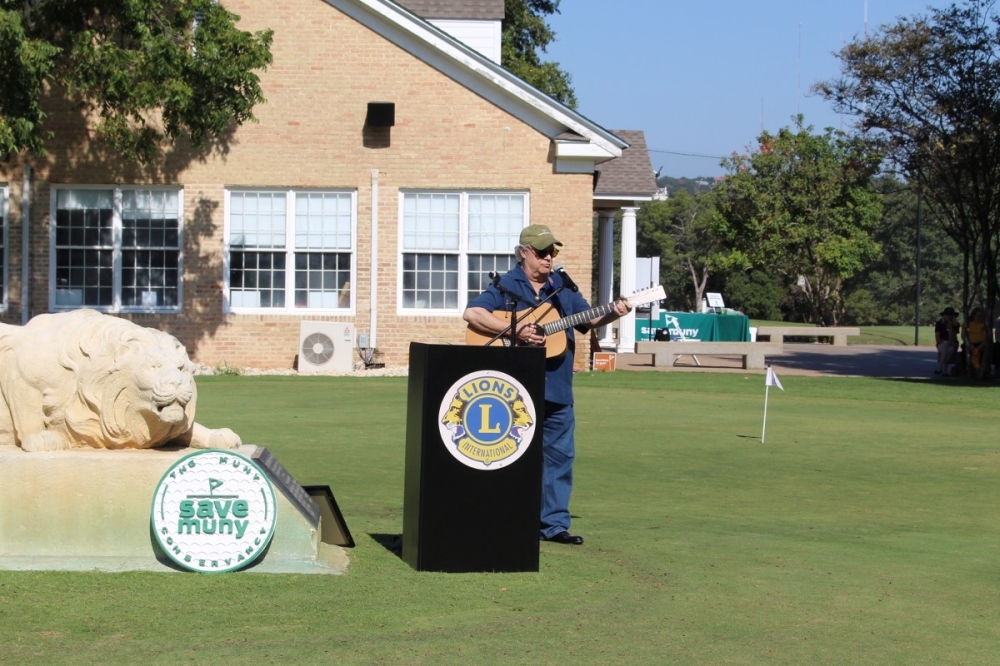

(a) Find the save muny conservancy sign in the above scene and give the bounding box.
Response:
[637,324,700,340]
[151,450,277,573]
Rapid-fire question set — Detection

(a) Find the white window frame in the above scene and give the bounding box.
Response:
[397,190,529,315]
[223,188,358,315]
[0,183,8,312]
[48,185,184,313]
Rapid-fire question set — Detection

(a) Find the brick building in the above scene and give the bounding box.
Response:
[0,0,654,370]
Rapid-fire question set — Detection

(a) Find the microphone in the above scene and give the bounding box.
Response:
[553,264,578,292]
[489,271,501,288]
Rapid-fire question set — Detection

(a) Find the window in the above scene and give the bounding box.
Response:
[225,189,355,312]
[51,187,182,311]
[400,191,527,312]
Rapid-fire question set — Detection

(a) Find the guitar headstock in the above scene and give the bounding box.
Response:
[623,285,666,308]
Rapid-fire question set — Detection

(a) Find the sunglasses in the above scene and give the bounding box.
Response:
[531,246,560,258]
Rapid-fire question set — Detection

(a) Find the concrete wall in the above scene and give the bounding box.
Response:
[0,444,348,573]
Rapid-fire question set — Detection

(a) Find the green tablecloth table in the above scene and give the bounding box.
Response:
[635,312,750,342]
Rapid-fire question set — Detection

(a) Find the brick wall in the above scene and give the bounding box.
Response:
[0,0,597,369]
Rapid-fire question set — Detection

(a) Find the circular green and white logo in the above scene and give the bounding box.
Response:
[151,450,277,573]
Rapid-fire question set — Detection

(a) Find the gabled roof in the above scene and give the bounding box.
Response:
[594,130,657,199]
[326,0,625,164]
[397,0,504,20]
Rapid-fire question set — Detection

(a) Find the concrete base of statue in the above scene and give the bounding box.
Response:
[0,444,349,574]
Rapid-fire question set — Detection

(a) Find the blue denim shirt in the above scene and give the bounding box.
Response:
[467,263,592,405]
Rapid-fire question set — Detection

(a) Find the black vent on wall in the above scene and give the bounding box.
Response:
[366,102,395,127]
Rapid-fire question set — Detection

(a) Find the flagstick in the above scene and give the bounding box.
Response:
[762,382,770,443]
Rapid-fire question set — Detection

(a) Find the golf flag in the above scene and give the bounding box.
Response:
[762,366,783,443]
[766,366,784,391]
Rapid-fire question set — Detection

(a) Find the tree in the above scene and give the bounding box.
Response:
[0,0,273,163]
[637,190,719,311]
[843,176,963,326]
[716,269,787,321]
[712,117,884,326]
[502,0,576,108]
[816,0,1000,324]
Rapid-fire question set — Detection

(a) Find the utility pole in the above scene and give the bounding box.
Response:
[914,186,922,346]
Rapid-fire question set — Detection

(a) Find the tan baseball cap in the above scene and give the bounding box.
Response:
[519,224,563,250]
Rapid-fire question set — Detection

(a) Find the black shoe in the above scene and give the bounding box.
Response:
[543,531,583,545]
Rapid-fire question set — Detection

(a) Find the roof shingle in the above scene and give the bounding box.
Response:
[395,0,504,20]
[594,130,658,198]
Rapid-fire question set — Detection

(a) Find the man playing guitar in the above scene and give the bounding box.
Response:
[463,224,631,546]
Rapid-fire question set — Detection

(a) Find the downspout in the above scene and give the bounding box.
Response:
[369,169,379,352]
[21,163,31,325]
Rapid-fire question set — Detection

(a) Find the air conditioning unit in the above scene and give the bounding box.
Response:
[298,322,357,373]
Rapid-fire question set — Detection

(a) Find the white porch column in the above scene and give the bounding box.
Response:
[618,206,638,353]
[597,211,616,348]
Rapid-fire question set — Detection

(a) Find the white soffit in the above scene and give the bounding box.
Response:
[428,19,501,64]
[555,140,618,160]
[325,0,625,159]
[594,194,655,203]
[553,138,619,174]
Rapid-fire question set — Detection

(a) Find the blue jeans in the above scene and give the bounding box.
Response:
[540,401,575,539]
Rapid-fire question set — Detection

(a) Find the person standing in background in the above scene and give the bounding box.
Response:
[963,307,989,376]
[935,307,959,376]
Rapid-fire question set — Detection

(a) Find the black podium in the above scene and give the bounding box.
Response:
[403,343,546,572]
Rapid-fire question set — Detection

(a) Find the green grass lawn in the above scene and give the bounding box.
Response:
[854,324,933,346]
[2,372,999,665]
[751,320,935,346]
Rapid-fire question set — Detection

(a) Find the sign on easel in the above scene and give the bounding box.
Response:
[706,292,725,308]
[637,257,661,321]
[592,352,617,372]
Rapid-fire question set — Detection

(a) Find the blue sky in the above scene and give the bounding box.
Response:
[545,0,939,178]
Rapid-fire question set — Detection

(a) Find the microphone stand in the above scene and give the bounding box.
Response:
[488,279,524,348]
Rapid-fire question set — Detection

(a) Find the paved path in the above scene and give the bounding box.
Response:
[617,344,937,379]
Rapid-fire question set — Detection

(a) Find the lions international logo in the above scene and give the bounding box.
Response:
[150,450,277,573]
[438,371,537,471]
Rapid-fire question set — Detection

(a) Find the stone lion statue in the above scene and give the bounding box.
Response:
[0,309,241,452]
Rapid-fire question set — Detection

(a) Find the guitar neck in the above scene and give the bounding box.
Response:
[541,302,617,335]
[530,286,663,338]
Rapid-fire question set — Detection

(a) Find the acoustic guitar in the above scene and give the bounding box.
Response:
[465,285,666,358]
